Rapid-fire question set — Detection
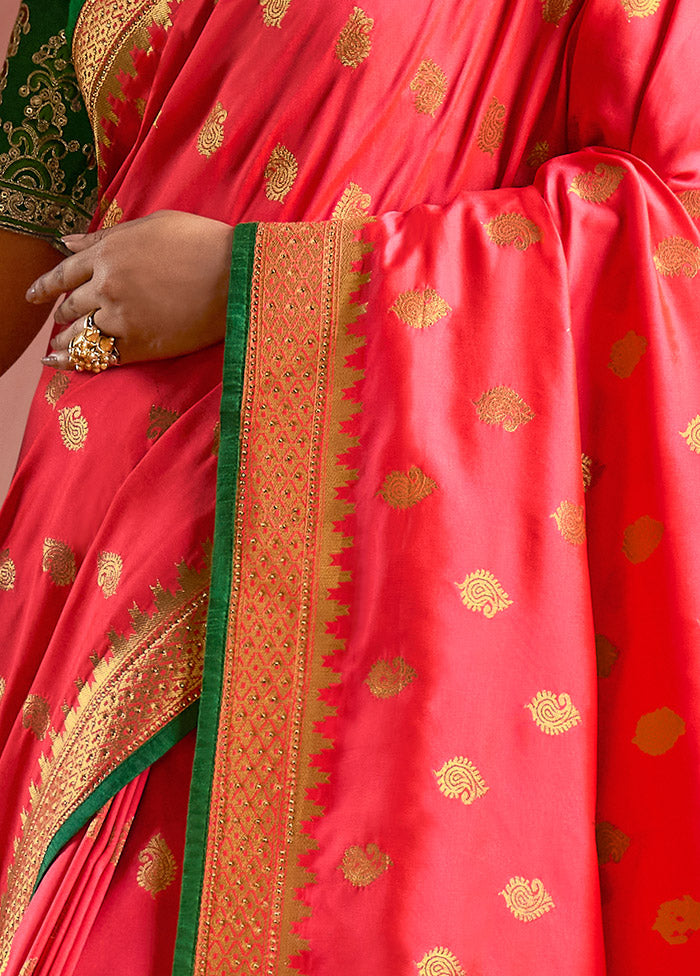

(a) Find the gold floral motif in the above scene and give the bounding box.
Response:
[653,896,700,945]
[416,946,467,976]
[42,538,76,586]
[0,550,16,591]
[499,876,555,922]
[677,190,700,219]
[483,213,541,250]
[147,404,180,441]
[259,0,291,28]
[58,405,88,451]
[596,821,630,864]
[526,140,551,168]
[264,143,298,202]
[44,372,70,407]
[336,7,373,68]
[390,287,452,329]
[680,415,700,453]
[97,551,123,598]
[632,706,685,756]
[366,657,416,698]
[653,236,700,278]
[332,182,372,222]
[622,514,663,563]
[569,163,625,204]
[19,959,37,976]
[377,466,438,509]
[477,96,506,155]
[101,199,123,228]
[197,101,227,157]
[620,0,661,18]
[540,0,574,23]
[137,833,177,897]
[473,386,534,431]
[434,757,489,806]
[410,59,448,117]
[526,690,582,735]
[340,843,392,887]
[595,634,619,678]
[22,694,50,740]
[550,501,586,545]
[608,330,647,378]
[456,569,512,618]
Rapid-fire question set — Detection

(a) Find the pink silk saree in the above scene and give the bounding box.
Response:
[0,0,699,974]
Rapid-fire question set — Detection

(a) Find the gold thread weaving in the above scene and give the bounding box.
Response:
[390,287,451,329]
[477,96,506,155]
[416,947,466,976]
[366,657,416,698]
[339,843,392,887]
[526,690,581,735]
[377,466,437,509]
[434,757,489,805]
[499,876,555,921]
[410,59,448,117]
[456,570,512,618]
[335,7,373,68]
[137,833,177,896]
[0,551,16,592]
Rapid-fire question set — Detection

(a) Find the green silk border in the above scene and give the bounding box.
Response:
[172,222,258,976]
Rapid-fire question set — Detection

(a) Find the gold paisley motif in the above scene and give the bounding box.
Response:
[377,465,438,509]
[526,140,551,168]
[483,213,541,250]
[19,959,37,976]
[596,821,630,864]
[653,896,700,945]
[42,538,76,586]
[499,876,555,922]
[260,0,291,28]
[390,287,452,329]
[473,386,534,431]
[526,690,582,735]
[340,843,392,887]
[147,404,180,441]
[264,143,298,202]
[608,330,647,378]
[409,59,448,117]
[197,101,227,158]
[0,550,16,591]
[595,634,619,678]
[44,372,70,408]
[581,454,592,491]
[620,0,661,18]
[622,514,663,563]
[569,163,625,204]
[632,706,685,756]
[22,694,50,740]
[456,569,512,618]
[653,236,700,278]
[677,190,700,219]
[97,551,123,598]
[416,946,466,976]
[366,657,416,698]
[434,757,489,806]
[58,405,88,451]
[110,817,133,866]
[332,182,372,222]
[101,199,123,228]
[550,501,586,545]
[540,0,574,23]
[336,7,373,68]
[680,415,700,453]
[137,833,177,897]
[0,677,5,700]
[477,96,506,156]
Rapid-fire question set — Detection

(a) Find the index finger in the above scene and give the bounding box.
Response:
[26,249,94,305]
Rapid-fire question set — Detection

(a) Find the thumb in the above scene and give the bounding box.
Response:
[60,227,112,252]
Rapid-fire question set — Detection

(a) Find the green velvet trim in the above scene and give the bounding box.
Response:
[67,0,85,42]
[172,223,258,976]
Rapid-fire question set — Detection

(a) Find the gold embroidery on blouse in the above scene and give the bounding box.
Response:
[540,0,574,24]
[339,844,392,887]
[0,4,30,105]
[632,706,685,756]
[608,330,647,378]
[101,199,124,228]
[332,182,372,222]
[680,415,700,452]
[416,947,466,976]
[377,465,438,509]
[477,96,506,155]
[259,0,292,28]
[569,163,625,204]
[596,822,630,864]
[264,143,298,202]
[410,59,448,117]
[109,817,133,865]
[500,877,555,922]
[473,386,534,431]
[42,538,77,586]
[366,657,416,698]
[677,190,700,219]
[137,833,177,897]
[483,213,541,250]
[620,0,661,19]
[0,551,16,591]
[58,405,88,451]
[526,140,551,168]
[196,101,227,157]
[97,551,123,598]
[18,959,37,976]
[335,7,373,68]
[147,404,180,440]
[595,634,619,678]
[22,694,51,740]
[456,570,512,618]
[434,757,489,806]
[44,373,70,407]
[653,897,700,945]
[622,514,663,563]
[526,690,581,735]
[653,236,700,278]
[550,501,586,545]
[390,287,452,329]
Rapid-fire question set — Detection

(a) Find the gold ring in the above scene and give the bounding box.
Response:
[67,313,120,373]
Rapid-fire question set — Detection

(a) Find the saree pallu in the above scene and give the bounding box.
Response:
[0,0,699,974]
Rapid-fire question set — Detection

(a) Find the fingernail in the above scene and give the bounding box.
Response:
[41,356,59,368]
[26,284,36,302]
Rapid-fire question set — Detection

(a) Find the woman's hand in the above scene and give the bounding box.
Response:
[27,210,235,369]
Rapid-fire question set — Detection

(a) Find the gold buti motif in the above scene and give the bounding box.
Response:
[366,657,416,698]
[336,7,373,68]
[680,415,700,453]
[477,96,506,155]
[434,756,489,806]
[622,514,663,563]
[483,213,541,250]
[526,140,551,168]
[333,182,372,222]
[632,706,685,756]
[19,960,37,976]
[44,373,70,407]
[569,163,626,204]
[473,386,534,431]
[526,690,581,735]
[101,199,124,228]
[596,821,630,864]
[110,818,133,866]
[378,465,438,509]
[456,569,512,618]
[540,0,574,23]
[259,0,291,27]
[653,236,700,278]
[42,538,77,587]
[212,419,221,457]
[264,143,298,202]
[608,330,647,378]
[0,677,5,700]
[340,843,392,887]
[595,634,619,678]
[197,101,227,158]
[550,501,586,546]
[677,190,700,219]
[97,551,123,598]
[137,833,177,898]
[653,896,700,946]
[416,946,467,976]
[147,405,180,441]
[390,287,452,330]
[581,453,594,492]
[620,0,661,18]
[22,694,50,740]
[410,59,448,117]
[58,405,88,451]
[0,549,16,591]
[500,876,555,922]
